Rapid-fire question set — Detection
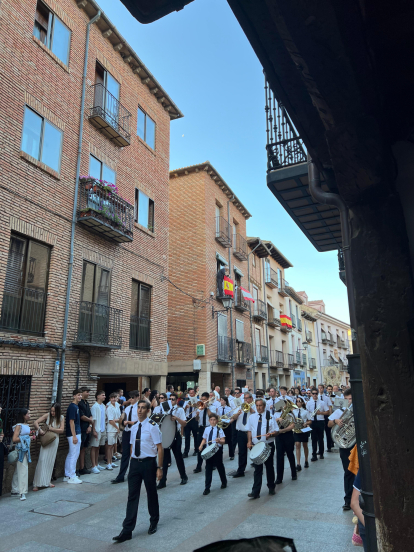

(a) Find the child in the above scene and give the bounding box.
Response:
[198,413,227,495]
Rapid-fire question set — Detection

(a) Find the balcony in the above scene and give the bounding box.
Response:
[321,331,328,343]
[253,299,267,321]
[267,312,281,328]
[344,339,350,350]
[0,285,47,337]
[215,216,232,247]
[291,313,296,328]
[269,349,284,368]
[235,341,252,365]
[328,333,336,345]
[217,336,233,363]
[297,318,302,331]
[130,316,150,350]
[233,233,248,261]
[73,301,122,349]
[89,83,131,147]
[309,358,317,370]
[302,354,307,367]
[280,314,293,333]
[234,288,249,312]
[305,330,312,343]
[337,337,342,348]
[287,353,294,369]
[278,278,290,297]
[265,266,278,288]
[340,338,346,348]
[78,179,134,243]
[294,351,300,365]
[256,344,269,364]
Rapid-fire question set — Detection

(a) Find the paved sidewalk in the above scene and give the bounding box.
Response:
[0,447,355,552]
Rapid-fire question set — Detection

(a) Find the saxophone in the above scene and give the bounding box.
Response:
[331,405,356,448]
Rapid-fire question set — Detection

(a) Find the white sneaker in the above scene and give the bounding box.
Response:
[115,453,122,459]
[106,464,113,470]
[91,467,100,474]
[67,477,82,484]
[20,494,26,501]
[63,476,70,482]
[97,465,106,471]
[111,463,119,468]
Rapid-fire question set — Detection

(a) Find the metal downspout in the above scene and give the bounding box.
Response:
[57,10,101,403]
[227,196,235,389]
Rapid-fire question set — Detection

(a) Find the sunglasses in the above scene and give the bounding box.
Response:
[311,393,318,395]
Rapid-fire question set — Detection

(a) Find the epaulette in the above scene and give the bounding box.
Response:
[149,419,157,426]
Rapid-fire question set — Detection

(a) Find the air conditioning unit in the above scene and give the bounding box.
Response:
[193,359,201,371]
[196,344,205,356]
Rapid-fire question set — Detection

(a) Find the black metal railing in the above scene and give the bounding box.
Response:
[269,349,284,367]
[130,316,150,350]
[217,336,233,362]
[0,375,31,443]
[233,233,248,261]
[310,358,317,369]
[234,287,249,311]
[215,216,232,247]
[302,354,307,367]
[74,301,122,348]
[295,352,300,365]
[256,344,269,364]
[265,266,278,288]
[236,341,252,365]
[287,353,294,369]
[267,310,281,327]
[78,179,134,242]
[291,313,296,328]
[0,285,47,336]
[89,83,131,146]
[279,278,289,296]
[253,299,267,320]
[306,330,312,343]
[264,75,307,172]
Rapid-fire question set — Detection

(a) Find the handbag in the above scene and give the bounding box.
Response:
[39,424,57,447]
[8,448,18,464]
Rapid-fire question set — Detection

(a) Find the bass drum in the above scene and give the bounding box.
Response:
[160,414,176,449]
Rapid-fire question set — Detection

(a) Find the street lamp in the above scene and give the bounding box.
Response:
[212,297,233,318]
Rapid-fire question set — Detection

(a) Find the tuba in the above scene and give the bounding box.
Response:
[278,399,298,429]
[331,405,356,448]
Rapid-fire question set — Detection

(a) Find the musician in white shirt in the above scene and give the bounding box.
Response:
[193,392,213,474]
[112,390,139,484]
[215,396,235,460]
[307,389,329,461]
[279,386,294,402]
[247,399,279,498]
[266,387,279,415]
[231,392,256,478]
[318,384,334,452]
[183,388,198,458]
[198,413,226,495]
[292,396,312,471]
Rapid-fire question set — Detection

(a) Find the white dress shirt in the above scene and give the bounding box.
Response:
[197,407,211,428]
[202,426,225,447]
[184,400,198,420]
[318,394,332,408]
[328,407,348,422]
[279,394,294,403]
[235,403,256,431]
[293,408,311,423]
[216,405,232,418]
[266,397,278,415]
[169,405,186,431]
[306,398,328,421]
[130,418,162,459]
[248,412,279,444]
[123,403,138,432]
[226,395,235,409]
[106,404,119,433]
[210,400,221,412]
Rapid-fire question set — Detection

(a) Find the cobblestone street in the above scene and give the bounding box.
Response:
[0,445,355,552]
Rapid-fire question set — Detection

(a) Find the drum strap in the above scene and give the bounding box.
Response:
[162,402,170,413]
[266,411,270,436]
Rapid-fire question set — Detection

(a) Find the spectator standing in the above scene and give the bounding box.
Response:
[166,385,174,399]
[64,389,83,484]
[78,387,94,475]
[106,393,120,470]
[33,403,64,490]
[0,405,8,497]
[117,389,126,403]
[114,393,122,460]
[112,390,140,484]
[11,408,32,500]
[90,390,106,473]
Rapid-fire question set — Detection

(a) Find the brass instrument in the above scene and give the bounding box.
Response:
[278,400,298,429]
[217,402,248,429]
[241,402,251,413]
[331,405,356,448]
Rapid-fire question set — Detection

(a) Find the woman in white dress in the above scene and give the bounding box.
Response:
[33,403,64,491]
[292,397,312,471]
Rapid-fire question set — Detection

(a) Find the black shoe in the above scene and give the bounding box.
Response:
[157,482,166,489]
[193,468,202,473]
[311,456,318,462]
[248,493,260,499]
[342,503,351,511]
[292,475,297,481]
[304,461,309,468]
[192,451,197,456]
[319,455,324,459]
[79,468,91,475]
[275,479,283,484]
[296,464,302,472]
[229,457,234,461]
[232,472,245,478]
[180,477,188,485]
[327,449,332,453]
[269,488,276,496]
[111,479,124,484]
[203,488,210,495]
[148,524,158,535]
[250,463,255,467]
[182,453,188,458]
[113,531,132,543]
[221,483,227,489]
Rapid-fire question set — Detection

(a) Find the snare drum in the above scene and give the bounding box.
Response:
[249,441,271,465]
[201,442,219,460]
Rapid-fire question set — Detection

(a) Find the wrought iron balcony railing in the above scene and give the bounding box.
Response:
[215,216,232,247]
[287,353,294,369]
[269,349,284,368]
[265,266,278,288]
[256,344,269,364]
[294,352,300,365]
[233,233,248,261]
[89,83,131,147]
[235,340,252,365]
[291,313,296,328]
[265,76,307,172]
[217,336,233,363]
[130,316,150,350]
[302,354,307,367]
[0,285,47,337]
[234,287,250,311]
[253,299,267,321]
[78,179,134,243]
[267,311,281,327]
[73,301,122,349]
[306,330,313,343]
[278,278,289,297]
[309,358,317,369]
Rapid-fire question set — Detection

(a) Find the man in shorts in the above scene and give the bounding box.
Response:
[90,390,106,473]
[106,393,120,471]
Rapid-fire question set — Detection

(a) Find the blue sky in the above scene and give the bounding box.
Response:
[97,0,350,323]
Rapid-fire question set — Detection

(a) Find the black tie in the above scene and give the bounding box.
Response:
[171,406,175,416]
[314,400,318,421]
[189,405,193,414]
[208,427,214,443]
[272,399,275,413]
[203,409,207,426]
[242,410,248,425]
[257,414,262,441]
[128,407,132,422]
[134,423,142,457]
[222,408,225,416]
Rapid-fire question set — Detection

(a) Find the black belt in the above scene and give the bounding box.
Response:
[132,456,155,463]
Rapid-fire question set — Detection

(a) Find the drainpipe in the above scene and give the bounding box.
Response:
[308,157,377,552]
[227,196,235,389]
[57,10,101,404]
[51,348,61,404]
[262,258,270,390]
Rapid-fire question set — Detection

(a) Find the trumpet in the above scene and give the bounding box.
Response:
[217,402,250,430]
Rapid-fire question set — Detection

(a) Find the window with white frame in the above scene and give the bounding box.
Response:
[134,189,154,232]
[33,1,71,66]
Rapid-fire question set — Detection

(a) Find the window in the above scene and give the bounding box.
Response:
[278,268,282,284]
[33,1,71,65]
[236,319,244,342]
[130,280,151,350]
[21,106,63,172]
[137,107,155,149]
[134,189,154,232]
[0,234,50,336]
[89,155,116,184]
[95,63,120,124]
[252,254,256,267]
[0,376,31,443]
[81,261,110,305]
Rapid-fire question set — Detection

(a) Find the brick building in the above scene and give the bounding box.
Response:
[0,0,181,483]
[168,162,251,392]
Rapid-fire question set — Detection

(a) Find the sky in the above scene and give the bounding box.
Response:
[97,0,350,323]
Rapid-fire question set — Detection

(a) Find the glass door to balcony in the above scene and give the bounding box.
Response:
[255,328,261,362]
[79,261,110,345]
[130,280,151,350]
[95,63,120,128]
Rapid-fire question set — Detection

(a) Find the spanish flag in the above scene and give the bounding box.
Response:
[223,276,234,298]
[280,314,292,328]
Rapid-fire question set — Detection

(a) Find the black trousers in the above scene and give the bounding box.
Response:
[223,425,235,458]
[276,432,296,481]
[205,447,227,489]
[122,457,159,533]
[340,446,355,504]
[325,417,334,450]
[311,420,325,456]
[232,424,238,451]
[184,419,197,455]
[0,442,6,496]
[196,426,207,469]
[159,432,187,484]
[252,443,275,495]
[236,430,248,474]
[117,430,132,481]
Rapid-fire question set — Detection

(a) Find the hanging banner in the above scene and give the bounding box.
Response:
[280,314,292,328]
[240,287,254,302]
[223,275,234,297]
